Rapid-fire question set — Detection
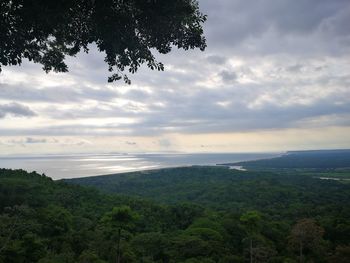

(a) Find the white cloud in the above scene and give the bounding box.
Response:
[0,102,36,118]
[0,0,350,153]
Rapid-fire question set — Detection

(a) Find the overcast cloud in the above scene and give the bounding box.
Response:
[0,0,350,153]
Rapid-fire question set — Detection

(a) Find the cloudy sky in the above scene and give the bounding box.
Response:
[1,0,350,155]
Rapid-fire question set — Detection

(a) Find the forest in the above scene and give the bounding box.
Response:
[1,0,349,261]
[226,150,350,169]
[1,165,350,262]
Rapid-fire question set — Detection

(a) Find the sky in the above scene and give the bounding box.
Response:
[1,0,350,155]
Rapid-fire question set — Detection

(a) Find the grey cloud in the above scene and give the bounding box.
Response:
[0,83,120,103]
[207,55,227,65]
[1,1,350,141]
[123,89,151,101]
[6,137,47,145]
[200,0,350,55]
[1,79,349,136]
[126,104,350,135]
[0,102,36,118]
[30,66,350,135]
[25,137,47,143]
[158,139,172,148]
[0,123,133,136]
[285,64,304,73]
[220,70,237,83]
[75,141,90,146]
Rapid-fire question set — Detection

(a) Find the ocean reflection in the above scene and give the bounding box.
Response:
[0,152,279,179]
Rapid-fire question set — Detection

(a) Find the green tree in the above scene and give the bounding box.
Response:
[40,205,73,237]
[0,205,38,262]
[288,219,325,263]
[184,227,225,258]
[329,245,350,263]
[102,206,138,263]
[170,234,211,260]
[78,250,107,263]
[131,232,169,262]
[0,0,206,82]
[240,211,262,263]
[20,233,46,262]
[167,203,204,230]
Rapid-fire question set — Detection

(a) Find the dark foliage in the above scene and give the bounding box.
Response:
[229,149,350,169]
[66,166,350,218]
[1,167,349,262]
[0,0,206,82]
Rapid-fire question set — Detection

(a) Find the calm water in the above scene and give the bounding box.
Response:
[0,152,279,179]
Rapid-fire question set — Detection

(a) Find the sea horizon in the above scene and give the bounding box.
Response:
[0,152,281,180]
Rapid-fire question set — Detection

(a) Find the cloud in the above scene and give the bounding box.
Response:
[207,55,227,65]
[200,0,350,55]
[0,0,350,153]
[4,137,47,146]
[219,70,238,83]
[0,102,36,118]
[0,83,121,103]
[158,138,172,148]
[125,141,137,145]
[25,137,47,143]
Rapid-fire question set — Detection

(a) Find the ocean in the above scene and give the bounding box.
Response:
[0,152,279,179]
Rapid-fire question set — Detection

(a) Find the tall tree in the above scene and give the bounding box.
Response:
[240,211,262,263]
[131,232,169,262]
[0,0,206,82]
[329,245,350,263]
[102,206,138,263]
[288,218,325,263]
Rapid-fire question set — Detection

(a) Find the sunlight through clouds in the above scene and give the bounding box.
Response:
[1,0,350,154]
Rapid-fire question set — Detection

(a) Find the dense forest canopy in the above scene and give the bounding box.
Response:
[227,150,350,169]
[0,0,206,82]
[66,166,350,216]
[1,167,350,262]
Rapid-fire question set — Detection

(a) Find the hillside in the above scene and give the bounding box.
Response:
[1,168,350,262]
[65,166,350,214]
[225,149,350,169]
[0,169,214,262]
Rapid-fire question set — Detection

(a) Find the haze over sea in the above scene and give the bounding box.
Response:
[0,152,278,179]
